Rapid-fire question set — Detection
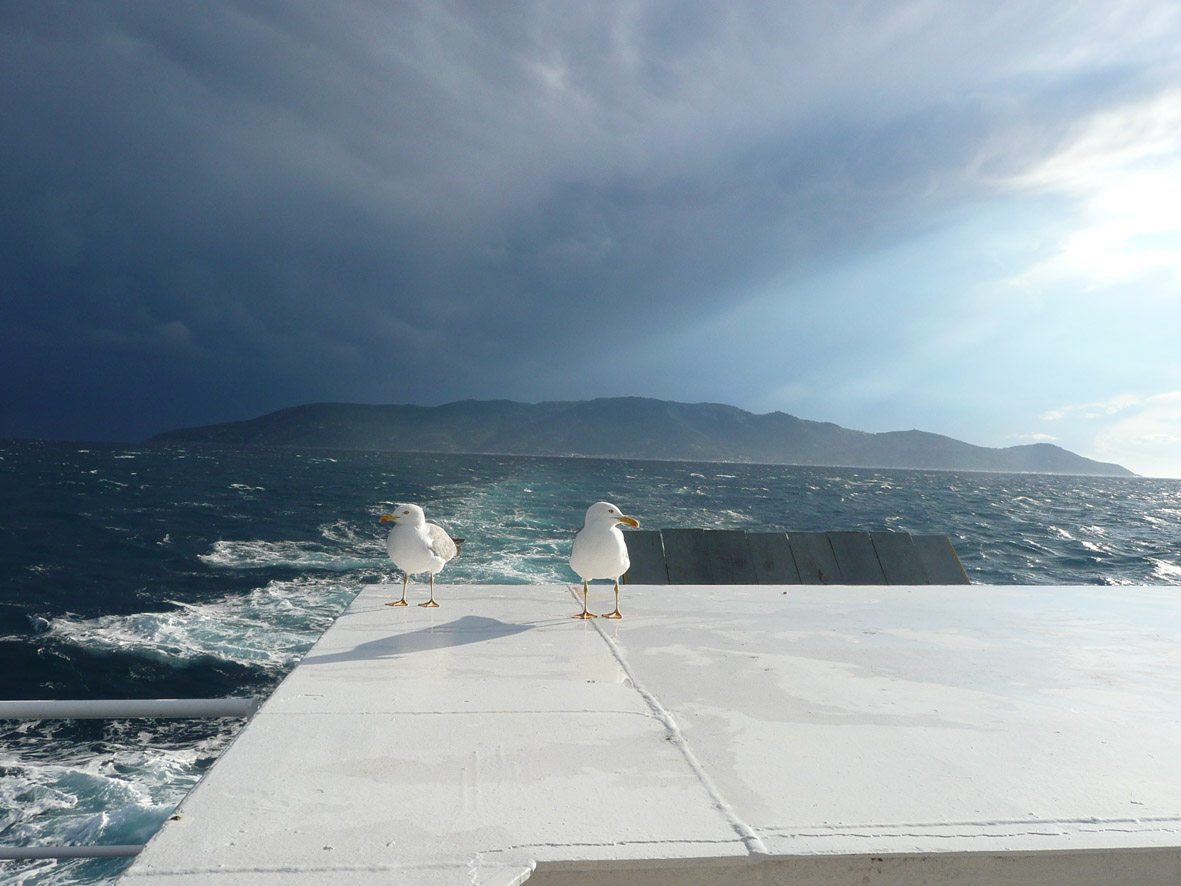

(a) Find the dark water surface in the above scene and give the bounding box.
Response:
[2,441,1179,883]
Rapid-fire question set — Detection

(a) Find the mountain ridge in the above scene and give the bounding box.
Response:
[149,397,1135,476]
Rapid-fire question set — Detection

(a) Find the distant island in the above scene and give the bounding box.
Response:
[149,398,1134,477]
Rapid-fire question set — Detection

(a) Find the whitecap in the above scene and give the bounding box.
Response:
[0,724,231,878]
[199,539,384,572]
[1149,558,1181,580]
[317,519,370,547]
[718,508,755,526]
[46,575,365,669]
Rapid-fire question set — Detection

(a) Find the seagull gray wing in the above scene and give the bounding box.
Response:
[426,523,459,561]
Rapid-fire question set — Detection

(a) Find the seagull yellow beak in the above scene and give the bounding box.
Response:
[619,515,639,527]
[379,514,397,523]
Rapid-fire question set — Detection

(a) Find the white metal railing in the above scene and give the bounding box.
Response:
[0,697,259,720]
[0,845,144,860]
[0,697,259,861]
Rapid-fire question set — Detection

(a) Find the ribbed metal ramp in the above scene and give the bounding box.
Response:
[623,529,970,585]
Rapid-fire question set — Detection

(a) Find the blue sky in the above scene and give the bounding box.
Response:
[3,2,1180,476]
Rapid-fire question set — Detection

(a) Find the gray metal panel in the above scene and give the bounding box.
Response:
[632,528,969,586]
[661,529,756,584]
[747,532,801,584]
[870,532,930,585]
[827,531,886,584]
[912,534,971,585]
[701,529,759,584]
[787,532,842,585]
[623,530,669,584]
[660,528,712,584]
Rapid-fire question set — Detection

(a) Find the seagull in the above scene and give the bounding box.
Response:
[379,504,462,608]
[569,501,639,619]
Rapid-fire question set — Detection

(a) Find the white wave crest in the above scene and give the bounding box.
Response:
[47,576,365,669]
[317,519,371,547]
[199,538,383,571]
[0,726,232,880]
[1150,558,1181,580]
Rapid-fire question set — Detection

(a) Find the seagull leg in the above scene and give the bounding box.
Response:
[603,579,622,619]
[419,573,440,607]
[573,579,596,619]
[386,574,409,607]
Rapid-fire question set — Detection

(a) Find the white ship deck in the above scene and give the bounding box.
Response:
[120,582,1181,884]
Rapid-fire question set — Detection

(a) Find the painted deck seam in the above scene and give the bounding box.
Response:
[575,584,770,858]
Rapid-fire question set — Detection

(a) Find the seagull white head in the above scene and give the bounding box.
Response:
[380,503,426,527]
[582,501,639,528]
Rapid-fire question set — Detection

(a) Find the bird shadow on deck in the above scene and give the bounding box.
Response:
[299,615,535,665]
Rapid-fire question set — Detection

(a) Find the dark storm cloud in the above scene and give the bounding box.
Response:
[2,1,1177,439]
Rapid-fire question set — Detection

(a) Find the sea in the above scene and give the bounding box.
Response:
[2,440,1180,884]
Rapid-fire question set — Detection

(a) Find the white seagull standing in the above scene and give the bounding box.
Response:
[380,504,462,608]
[569,501,640,619]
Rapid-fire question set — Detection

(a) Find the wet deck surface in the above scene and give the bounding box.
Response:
[121,582,1181,884]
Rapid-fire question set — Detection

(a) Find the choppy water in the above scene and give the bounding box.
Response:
[2,440,1179,884]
